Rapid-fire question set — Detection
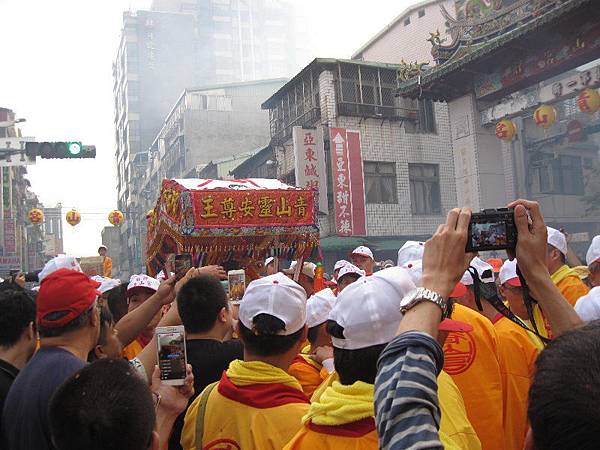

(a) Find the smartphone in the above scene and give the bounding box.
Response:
[174,254,193,281]
[156,325,187,386]
[466,208,517,252]
[228,269,246,302]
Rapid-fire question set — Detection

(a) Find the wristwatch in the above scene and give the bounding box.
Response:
[400,287,450,319]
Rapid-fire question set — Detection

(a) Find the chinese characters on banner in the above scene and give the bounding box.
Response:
[292,126,328,214]
[330,128,366,236]
[3,210,16,254]
[193,190,315,227]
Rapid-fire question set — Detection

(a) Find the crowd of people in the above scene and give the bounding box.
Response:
[0,199,599,450]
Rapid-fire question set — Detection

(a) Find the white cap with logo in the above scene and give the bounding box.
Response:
[586,235,600,266]
[351,246,374,260]
[239,272,307,335]
[334,260,350,272]
[337,263,366,281]
[306,288,336,328]
[38,255,83,282]
[127,274,160,294]
[397,241,425,267]
[283,261,316,279]
[91,276,121,294]
[575,287,600,322]
[328,267,415,350]
[547,227,567,256]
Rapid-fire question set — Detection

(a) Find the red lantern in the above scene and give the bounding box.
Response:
[66,209,81,227]
[533,105,557,129]
[577,88,600,114]
[495,119,517,141]
[28,208,44,225]
[108,210,124,226]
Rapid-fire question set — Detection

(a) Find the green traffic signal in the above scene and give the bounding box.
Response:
[25,141,96,159]
[67,141,82,155]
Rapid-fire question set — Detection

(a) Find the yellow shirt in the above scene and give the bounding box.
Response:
[552,265,590,307]
[444,304,504,450]
[181,360,309,450]
[288,354,329,398]
[493,315,540,450]
[102,256,113,278]
[122,339,143,360]
[438,371,482,450]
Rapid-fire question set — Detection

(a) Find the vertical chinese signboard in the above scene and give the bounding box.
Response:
[330,128,366,236]
[293,126,328,214]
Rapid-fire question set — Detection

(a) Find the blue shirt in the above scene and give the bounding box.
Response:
[2,346,86,450]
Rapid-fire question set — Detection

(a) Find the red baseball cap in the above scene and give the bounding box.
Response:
[449,282,468,299]
[439,318,473,333]
[37,268,101,328]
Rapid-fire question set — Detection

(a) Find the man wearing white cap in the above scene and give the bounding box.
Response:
[335,263,365,293]
[286,267,479,450]
[38,255,82,282]
[586,235,600,287]
[350,246,374,275]
[333,260,349,279]
[181,273,310,450]
[283,261,316,297]
[546,226,589,306]
[264,257,276,276]
[288,288,336,397]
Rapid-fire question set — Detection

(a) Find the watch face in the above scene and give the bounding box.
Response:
[400,290,418,308]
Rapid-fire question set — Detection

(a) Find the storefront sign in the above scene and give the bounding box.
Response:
[330,128,366,236]
[292,127,328,214]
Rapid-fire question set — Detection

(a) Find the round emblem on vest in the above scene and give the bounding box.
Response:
[442,331,477,375]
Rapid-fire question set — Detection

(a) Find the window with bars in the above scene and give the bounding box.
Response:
[409,164,441,214]
[364,161,397,204]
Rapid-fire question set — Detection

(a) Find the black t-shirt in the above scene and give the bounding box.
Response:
[2,347,86,450]
[0,358,19,445]
[169,338,243,450]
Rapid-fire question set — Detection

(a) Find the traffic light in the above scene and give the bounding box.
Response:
[25,142,96,159]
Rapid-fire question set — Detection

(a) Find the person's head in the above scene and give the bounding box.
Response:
[283,261,316,297]
[350,246,374,274]
[586,235,600,287]
[38,255,82,283]
[397,241,424,267]
[526,322,600,450]
[0,289,37,364]
[333,260,349,280]
[36,269,101,351]
[546,227,567,274]
[88,306,122,362]
[98,246,107,257]
[336,263,365,293]
[126,275,160,312]
[328,267,415,385]
[49,358,158,450]
[306,288,336,348]
[450,257,497,311]
[498,259,528,318]
[237,273,307,363]
[264,257,276,276]
[105,283,128,323]
[177,275,231,337]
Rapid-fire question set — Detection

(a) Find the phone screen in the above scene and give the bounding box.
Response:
[228,270,246,302]
[156,326,187,385]
[174,254,192,281]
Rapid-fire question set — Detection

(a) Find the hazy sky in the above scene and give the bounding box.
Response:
[0,0,419,256]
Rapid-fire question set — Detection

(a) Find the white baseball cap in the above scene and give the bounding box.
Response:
[264,256,275,266]
[574,287,600,322]
[156,270,174,281]
[283,261,316,279]
[328,267,415,350]
[397,241,425,267]
[498,259,522,287]
[450,257,495,298]
[306,288,336,328]
[547,226,567,255]
[127,274,160,295]
[239,272,307,335]
[334,260,350,273]
[337,263,366,281]
[586,235,600,266]
[351,246,374,260]
[400,259,423,287]
[38,255,82,282]
[91,276,121,294]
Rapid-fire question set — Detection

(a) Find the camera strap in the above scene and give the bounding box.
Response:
[469,267,549,345]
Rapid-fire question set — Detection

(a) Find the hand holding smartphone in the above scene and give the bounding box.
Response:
[174,254,193,281]
[228,269,246,302]
[156,325,187,386]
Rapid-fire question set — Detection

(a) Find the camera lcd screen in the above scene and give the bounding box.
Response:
[470,221,508,249]
[157,329,186,381]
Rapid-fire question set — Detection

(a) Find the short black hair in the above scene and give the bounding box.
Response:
[38,307,94,338]
[333,345,386,385]
[528,321,600,450]
[238,314,303,356]
[106,284,128,323]
[88,306,114,362]
[307,324,320,345]
[0,290,36,347]
[49,358,155,450]
[177,275,228,333]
